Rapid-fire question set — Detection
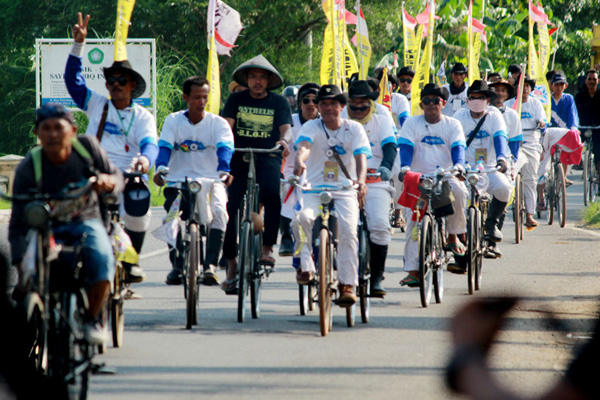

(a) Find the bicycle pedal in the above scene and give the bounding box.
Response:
[124,289,143,300]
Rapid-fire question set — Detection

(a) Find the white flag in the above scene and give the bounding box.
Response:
[208,0,243,56]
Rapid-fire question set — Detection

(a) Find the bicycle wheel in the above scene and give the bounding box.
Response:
[186,223,200,329]
[475,208,484,291]
[546,174,554,225]
[111,264,124,347]
[25,293,48,373]
[237,221,252,323]
[357,212,370,323]
[514,173,522,244]
[519,176,526,241]
[583,149,589,206]
[555,164,567,228]
[590,160,598,203]
[346,303,356,327]
[299,284,309,316]
[250,232,262,319]
[318,229,332,336]
[433,221,444,304]
[418,215,434,308]
[466,207,476,295]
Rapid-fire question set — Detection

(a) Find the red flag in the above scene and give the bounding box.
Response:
[529,0,553,25]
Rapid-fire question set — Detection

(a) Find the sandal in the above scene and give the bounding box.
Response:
[565,179,573,187]
[445,242,466,257]
[525,220,539,231]
[536,202,547,211]
[220,279,238,295]
[399,274,420,288]
[259,255,276,266]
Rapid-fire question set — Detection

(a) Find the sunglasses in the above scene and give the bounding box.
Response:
[421,97,441,105]
[106,75,130,86]
[348,105,370,112]
[399,78,413,83]
[468,96,487,101]
[302,97,318,105]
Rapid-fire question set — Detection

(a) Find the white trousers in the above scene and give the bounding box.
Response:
[403,177,468,272]
[486,171,512,202]
[364,182,394,246]
[293,191,359,286]
[521,144,542,214]
[203,181,229,232]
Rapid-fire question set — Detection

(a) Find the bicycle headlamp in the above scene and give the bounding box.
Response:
[420,178,434,192]
[467,174,480,186]
[319,191,333,204]
[188,181,202,194]
[341,179,354,190]
[24,201,50,228]
[585,129,592,139]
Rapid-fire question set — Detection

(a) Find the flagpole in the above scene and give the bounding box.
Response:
[356,0,364,79]
[550,26,560,71]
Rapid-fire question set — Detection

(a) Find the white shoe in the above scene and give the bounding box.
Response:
[84,320,108,345]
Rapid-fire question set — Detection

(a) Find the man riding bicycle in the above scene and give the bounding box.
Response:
[154,76,234,286]
[9,104,124,345]
[293,84,370,305]
[65,13,159,283]
[454,80,511,270]
[344,79,397,297]
[398,83,468,287]
[575,70,600,178]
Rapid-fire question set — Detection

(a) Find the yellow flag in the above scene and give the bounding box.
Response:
[402,6,421,71]
[206,35,221,114]
[467,0,482,85]
[411,0,436,116]
[528,12,551,120]
[114,0,136,61]
[343,30,359,82]
[356,5,371,80]
[320,0,343,86]
[377,68,392,110]
[538,22,551,74]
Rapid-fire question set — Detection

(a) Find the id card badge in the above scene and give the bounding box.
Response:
[475,148,488,164]
[453,97,462,111]
[324,161,339,182]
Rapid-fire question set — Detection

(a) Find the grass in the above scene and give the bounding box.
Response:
[581,201,600,227]
[0,198,10,210]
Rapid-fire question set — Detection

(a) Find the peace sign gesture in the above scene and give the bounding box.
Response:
[73,12,90,43]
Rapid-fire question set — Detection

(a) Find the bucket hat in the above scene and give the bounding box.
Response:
[103,60,146,99]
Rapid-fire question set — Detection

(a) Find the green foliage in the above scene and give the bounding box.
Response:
[581,201,600,227]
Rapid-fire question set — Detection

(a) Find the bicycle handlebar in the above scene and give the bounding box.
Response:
[579,126,600,130]
[234,145,282,154]
[0,177,98,202]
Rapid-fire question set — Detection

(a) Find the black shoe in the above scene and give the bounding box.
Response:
[166,268,182,285]
[278,236,294,257]
[370,279,386,298]
[447,263,467,274]
[123,263,145,283]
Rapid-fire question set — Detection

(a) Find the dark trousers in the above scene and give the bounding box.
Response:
[223,155,282,259]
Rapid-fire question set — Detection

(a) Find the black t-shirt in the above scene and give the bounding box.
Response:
[9,136,123,264]
[574,90,600,128]
[221,90,292,150]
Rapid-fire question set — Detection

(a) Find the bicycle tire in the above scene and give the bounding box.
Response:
[250,232,262,319]
[467,207,476,295]
[111,264,124,347]
[357,212,370,323]
[583,149,589,206]
[475,208,484,291]
[299,284,308,316]
[418,214,434,308]
[237,221,252,323]
[433,222,444,304]
[519,176,526,241]
[25,293,48,373]
[555,165,567,228]
[319,229,332,336]
[346,303,356,327]
[186,223,199,329]
[514,173,521,244]
[547,174,555,225]
[591,160,598,203]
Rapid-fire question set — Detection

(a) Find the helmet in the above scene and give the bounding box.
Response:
[123,176,151,217]
[283,86,298,98]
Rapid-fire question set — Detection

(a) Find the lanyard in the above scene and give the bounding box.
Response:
[116,108,135,137]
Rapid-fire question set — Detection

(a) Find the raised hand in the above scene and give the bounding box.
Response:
[73,12,90,43]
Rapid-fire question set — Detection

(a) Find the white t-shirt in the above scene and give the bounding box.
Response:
[454,106,508,167]
[505,96,547,144]
[159,111,234,182]
[283,113,304,178]
[360,114,397,170]
[295,118,371,186]
[83,90,157,171]
[442,83,468,117]
[391,93,411,129]
[399,114,466,174]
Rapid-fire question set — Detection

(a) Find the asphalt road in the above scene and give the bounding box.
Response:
[6,170,600,399]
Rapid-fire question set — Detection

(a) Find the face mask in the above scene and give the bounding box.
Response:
[468,99,487,113]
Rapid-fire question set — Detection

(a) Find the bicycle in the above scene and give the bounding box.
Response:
[464,164,497,295]
[404,167,457,308]
[580,126,600,205]
[1,178,98,399]
[234,145,281,323]
[537,146,567,228]
[156,167,226,329]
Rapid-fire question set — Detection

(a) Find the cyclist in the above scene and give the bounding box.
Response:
[396,66,415,104]
[344,80,397,297]
[575,70,600,180]
[537,72,580,207]
[281,83,321,261]
[220,55,293,291]
[442,63,469,117]
[489,79,523,259]
[453,80,511,272]
[9,103,124,345]
[293,84,370,305]
[506,76,547,230]
[283,85,299,113]
[486,72,502,84]
[65,13,158,283]
[398,83,468,287]
[154,76,234,286]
